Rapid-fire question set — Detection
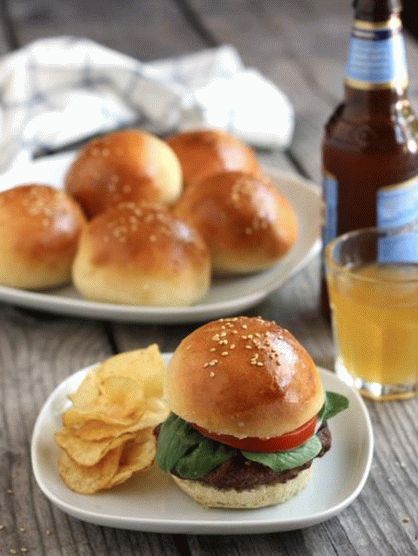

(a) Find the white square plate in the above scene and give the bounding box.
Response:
[31,356,373,534]
[0,153,321,323]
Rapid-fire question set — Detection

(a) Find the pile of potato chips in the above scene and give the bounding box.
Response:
[56,344,168,494]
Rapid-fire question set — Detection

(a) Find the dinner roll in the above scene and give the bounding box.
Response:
[175,172,298,273]
[0,184,85,289]
[72,203,211,306]
[166,129,262,188]
[65,130,182,218]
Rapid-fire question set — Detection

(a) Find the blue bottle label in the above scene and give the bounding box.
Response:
[346,16,408,90]
[322,173,418,263]
[322,172,338,247]
[377,176,418,263]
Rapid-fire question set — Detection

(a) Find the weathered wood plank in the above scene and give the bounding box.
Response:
[6,0,204,59]
[0,306,180,556]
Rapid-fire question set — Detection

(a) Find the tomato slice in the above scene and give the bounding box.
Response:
[192,416,317,452]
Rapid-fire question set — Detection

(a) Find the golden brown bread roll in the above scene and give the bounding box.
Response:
[166,129,262,188]
[72,202,211,306]
[167,316,324,439]
[65,130,182,218]
[174,171,298,273]
[0,184,85,289]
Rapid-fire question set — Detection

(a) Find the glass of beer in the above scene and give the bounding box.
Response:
[325,224,418,401]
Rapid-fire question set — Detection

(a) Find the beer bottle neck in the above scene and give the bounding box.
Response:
[344,5,409,104]
[353,0,401,22]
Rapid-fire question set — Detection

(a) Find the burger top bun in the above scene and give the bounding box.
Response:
[166,129,262,188]
[167,316,324,439]
[65,130,182,218]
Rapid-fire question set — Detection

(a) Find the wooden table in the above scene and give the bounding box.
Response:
[0,2,417,555]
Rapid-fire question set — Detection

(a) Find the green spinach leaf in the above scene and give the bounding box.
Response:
[175,439,235,480]
[318,391,349,422]
[156,413,202,472]
[242,435,322,472]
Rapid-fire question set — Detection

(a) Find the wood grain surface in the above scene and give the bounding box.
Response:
[0,1,417,555]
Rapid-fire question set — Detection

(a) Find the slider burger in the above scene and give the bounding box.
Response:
[157,316,348,509]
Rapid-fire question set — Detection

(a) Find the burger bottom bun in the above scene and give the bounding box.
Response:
[171,467,312,509]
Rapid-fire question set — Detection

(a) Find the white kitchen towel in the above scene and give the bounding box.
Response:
[0,36,294,172]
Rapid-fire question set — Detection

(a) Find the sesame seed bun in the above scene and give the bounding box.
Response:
[172,467,312,508]
[72,203,211,306]
[65,130,182,218]
[167,317,324,438]
[0,184,85,289]
[174,172,298,274]
[166,130,262,188]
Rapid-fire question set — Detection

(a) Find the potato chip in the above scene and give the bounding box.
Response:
[56,344,168,493]
[55,429,135,467]
[69,419,143,441]
[95,345,165,398]
[59,446,122,494]
[106,429,156,488]
[62,407,142,429]
[68,372,100,409]
[98,375,144,417]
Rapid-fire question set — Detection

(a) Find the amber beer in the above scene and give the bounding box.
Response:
[322,0,418,312]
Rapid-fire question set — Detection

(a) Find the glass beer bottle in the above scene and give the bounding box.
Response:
[321,0,417,314]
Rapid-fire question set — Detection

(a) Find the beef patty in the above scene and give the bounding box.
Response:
[172,423,332,491]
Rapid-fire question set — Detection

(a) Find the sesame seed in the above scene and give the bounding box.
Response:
[46,530,52,536]
[250,361,257,366]
[7,489,13,495]
[0,525,4,531]
[18,527,25,532]
[209,347,216,352]
[241,324,248,329]
[257,362,264,367]
[221,352,229,356]
[230,344,236,349]
[209,371,215,378]
[232,330,238,335]
[203,362,210,368]
[10,549,17,555]
[245,345,252,350]
[212,334,220,341]
[220,332,227,337]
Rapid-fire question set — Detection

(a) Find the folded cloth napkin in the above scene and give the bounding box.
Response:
[0,37,294,172]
